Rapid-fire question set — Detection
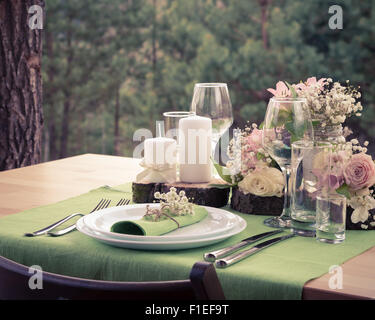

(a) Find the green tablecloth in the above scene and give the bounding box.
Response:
[1,183,375,300]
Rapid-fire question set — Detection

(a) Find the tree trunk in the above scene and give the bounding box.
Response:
[0,0,44,170]
[258,0,271,50]
[151,0,157,71]
[114,86,120,155]
[45,29,58,160]
[59,98,70,158]
[59,27,73,159]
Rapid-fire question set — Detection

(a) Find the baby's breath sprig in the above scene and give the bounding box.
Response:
[299,78,363,127]
[144,188,194,224]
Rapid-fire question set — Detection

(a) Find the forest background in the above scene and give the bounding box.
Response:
[41,0,375,162]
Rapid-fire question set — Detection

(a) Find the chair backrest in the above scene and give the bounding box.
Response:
[0,256,225,300]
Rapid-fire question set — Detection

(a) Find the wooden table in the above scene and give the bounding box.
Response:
[0,153,374,300]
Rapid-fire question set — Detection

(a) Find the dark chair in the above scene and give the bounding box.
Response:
[0,255,225,300]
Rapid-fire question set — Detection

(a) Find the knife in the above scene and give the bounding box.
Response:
[203,229,283,262]
[215,233,296,268]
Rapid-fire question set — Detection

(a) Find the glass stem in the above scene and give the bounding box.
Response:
[280,165,291,219]
[211,140,218,178]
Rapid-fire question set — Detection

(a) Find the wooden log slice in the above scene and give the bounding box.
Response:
[132,182,163,204]
[132,179,230,208]
[230,186,283,216]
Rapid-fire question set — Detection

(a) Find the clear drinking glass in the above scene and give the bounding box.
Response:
[316,194,346,244]
[190,83,233,162]
[163,111,195,141]
[262,97,313,228]
[163,111,194,181]
[291,141,333,237]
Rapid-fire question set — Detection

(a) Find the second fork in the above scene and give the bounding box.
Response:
[47,199,112,237]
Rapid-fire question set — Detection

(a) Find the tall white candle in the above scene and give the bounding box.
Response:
[144,137,177,166]
[179,115,212,183]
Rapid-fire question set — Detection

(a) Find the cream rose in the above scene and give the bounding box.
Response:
[238,167,284,197]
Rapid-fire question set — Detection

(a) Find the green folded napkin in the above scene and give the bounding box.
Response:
[110,205,208,236]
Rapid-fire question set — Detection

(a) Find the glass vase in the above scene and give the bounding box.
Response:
[313,122,345,144]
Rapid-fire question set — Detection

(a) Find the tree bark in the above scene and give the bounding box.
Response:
[0,0,44,170]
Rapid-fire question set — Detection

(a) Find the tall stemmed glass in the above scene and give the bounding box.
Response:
[262,97,313,228]
[190,83,233,162]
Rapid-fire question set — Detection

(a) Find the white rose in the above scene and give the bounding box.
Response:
[351,206,369,224]
[238,167,284,197]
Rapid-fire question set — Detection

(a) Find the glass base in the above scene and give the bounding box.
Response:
[263,216,292,229]
[292,228,316,237]
[316,230,345,244]
[316,237,344,244]
[291,219,316,237]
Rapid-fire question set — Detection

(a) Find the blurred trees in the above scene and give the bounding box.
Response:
[41,0,375,160]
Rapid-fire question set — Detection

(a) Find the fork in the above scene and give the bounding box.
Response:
[24,199,111,237]
[47,198,130,237]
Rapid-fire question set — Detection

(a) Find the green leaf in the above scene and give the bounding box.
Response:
[211,159,233,184]
[285,81,298,98]
[312,120,321,127]
[256,152,265,160]
[336,184,351,199]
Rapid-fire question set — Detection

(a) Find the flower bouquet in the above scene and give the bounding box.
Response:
[214,123,285,216]
[267,77,374,229]
[325,140,375,230]
[215,76,375,230]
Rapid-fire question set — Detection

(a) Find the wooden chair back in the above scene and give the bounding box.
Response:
[0,256,225,300]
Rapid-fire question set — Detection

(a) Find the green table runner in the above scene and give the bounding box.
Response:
[1,183,375,300]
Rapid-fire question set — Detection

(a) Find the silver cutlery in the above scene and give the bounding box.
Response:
[204,229,283,262]
[215,233,296,268]
[24,199,111,237]
[24,213,85,237]
[47,198,130,237]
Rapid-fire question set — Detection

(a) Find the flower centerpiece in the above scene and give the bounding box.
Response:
[266,77,375,230]
[268,77,363,143]
[214,123,285,215]
[325,140,375,230]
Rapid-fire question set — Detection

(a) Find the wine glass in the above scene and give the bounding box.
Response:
[262,97,313,228]
[190,83,233,162]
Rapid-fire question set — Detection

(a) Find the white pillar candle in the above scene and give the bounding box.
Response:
[179,115,212,183]
[144,137,177,166]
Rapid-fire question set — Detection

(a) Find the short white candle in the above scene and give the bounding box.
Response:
[144,137,177,166]
[179,115,212,183]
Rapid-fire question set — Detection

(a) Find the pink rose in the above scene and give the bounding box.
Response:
[343,153,375,191]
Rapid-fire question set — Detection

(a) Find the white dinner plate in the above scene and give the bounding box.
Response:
[81,203,242,242]
[76,216,247,250]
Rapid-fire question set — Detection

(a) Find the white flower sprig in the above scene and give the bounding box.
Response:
[144,188,194,223]
[297,78,362,127]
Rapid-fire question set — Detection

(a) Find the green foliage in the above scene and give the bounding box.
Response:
[336,184,352,200]
[42,0,375,160]
[212,159,233,185]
